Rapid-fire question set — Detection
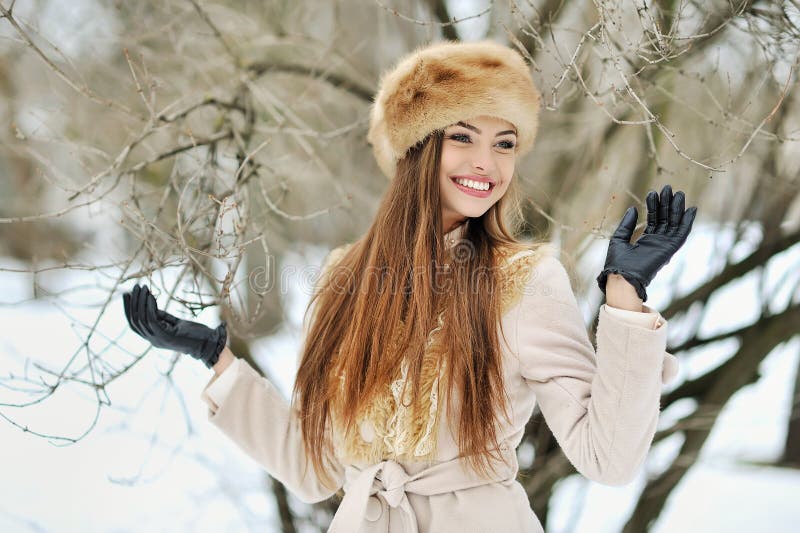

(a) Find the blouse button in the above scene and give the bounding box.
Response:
[365,496,383,521]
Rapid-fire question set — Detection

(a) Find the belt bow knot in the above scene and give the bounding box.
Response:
[327,447,518,533]
[377,460,411,508]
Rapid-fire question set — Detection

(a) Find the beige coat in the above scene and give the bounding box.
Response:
[200,226,678,533]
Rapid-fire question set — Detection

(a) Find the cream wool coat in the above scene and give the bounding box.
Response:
[200,224,679,533]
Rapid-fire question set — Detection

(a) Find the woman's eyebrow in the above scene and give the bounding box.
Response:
[454,121,517,137]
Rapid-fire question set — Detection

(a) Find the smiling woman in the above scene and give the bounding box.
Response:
[122,39,694,533]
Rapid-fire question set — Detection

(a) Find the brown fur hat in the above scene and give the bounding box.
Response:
[367,39,542,179]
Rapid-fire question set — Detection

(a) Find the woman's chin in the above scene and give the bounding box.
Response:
[452,205,491,219]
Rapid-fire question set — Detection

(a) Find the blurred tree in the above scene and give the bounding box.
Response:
[0,0,798,531]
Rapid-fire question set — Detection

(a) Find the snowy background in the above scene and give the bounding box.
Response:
[1,0,799,531]
[2,220,799,532]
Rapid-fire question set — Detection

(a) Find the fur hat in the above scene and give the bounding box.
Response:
[367,39,542,179]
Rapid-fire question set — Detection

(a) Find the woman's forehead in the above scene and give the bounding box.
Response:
[447,115,517,133]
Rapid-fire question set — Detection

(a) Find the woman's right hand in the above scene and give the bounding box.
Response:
[122,284,227,369]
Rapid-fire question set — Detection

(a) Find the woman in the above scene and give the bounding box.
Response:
[122,40,696,533]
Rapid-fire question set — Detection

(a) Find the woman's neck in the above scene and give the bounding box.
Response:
[444,219,467,234]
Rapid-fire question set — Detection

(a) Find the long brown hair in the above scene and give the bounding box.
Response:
[293,128,538,491]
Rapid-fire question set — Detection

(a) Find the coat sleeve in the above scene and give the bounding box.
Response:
[604,304,663,330]
[199,357,344,503]
[514,255,678,486]
[197,246,351,504]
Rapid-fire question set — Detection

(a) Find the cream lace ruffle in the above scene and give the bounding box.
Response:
[385,309,447,459]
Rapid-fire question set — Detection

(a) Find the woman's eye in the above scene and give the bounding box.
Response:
[448,133,470,143]
[448,133,515,150]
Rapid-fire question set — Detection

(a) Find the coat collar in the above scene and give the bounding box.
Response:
[444,222,467,249]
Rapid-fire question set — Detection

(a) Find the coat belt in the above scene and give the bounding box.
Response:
[327,445,518,533]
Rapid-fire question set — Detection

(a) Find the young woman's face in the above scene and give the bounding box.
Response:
[438,115,517,232]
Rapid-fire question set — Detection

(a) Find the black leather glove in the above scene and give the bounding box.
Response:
[122,284,227,369]
[596,184,697,302]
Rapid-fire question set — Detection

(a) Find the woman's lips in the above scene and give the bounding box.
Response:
[450,177,493,198]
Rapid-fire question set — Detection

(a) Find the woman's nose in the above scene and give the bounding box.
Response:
[472,150,495,173]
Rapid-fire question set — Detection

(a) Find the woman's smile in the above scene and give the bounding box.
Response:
[449,175,496,198]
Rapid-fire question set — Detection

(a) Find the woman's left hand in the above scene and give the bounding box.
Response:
[596,184,697,302]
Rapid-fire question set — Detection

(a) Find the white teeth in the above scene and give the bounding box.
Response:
[454,178,490,191]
